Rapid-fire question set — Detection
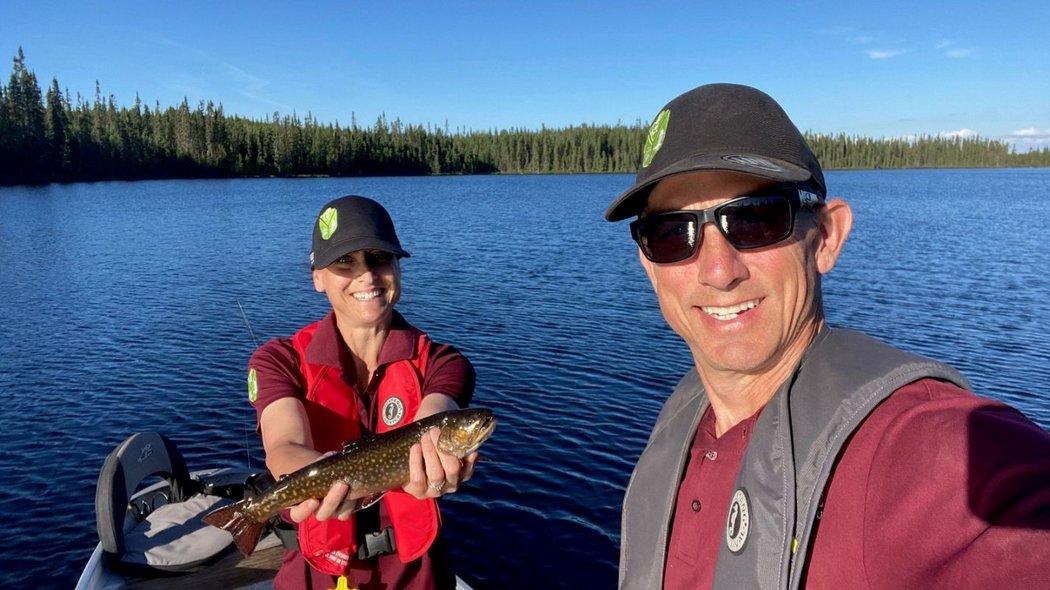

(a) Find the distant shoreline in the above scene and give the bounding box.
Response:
[7,165,1050,189]
[3,49,1048,186]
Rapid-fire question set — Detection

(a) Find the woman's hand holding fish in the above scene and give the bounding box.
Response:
[289,480,362,522]
[403,393,481,499]
[288,452,366,523]
[404,427,479,499]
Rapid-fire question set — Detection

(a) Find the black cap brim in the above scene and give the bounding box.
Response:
[312,238,411,269]
[605,153,813,221]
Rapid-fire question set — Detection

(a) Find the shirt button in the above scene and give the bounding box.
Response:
[705,450,718,461]
[691,499,702,512]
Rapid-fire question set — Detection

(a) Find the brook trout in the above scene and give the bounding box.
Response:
[202,408,496,556]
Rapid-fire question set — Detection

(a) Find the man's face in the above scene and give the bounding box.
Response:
[312,249,401,328]
[638,170,847,382]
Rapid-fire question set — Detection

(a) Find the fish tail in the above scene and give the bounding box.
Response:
[202,500,267,556]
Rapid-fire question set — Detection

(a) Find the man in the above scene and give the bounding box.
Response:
[605,83,1050,589]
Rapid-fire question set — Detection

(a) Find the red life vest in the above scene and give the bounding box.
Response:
[289,319,440,574]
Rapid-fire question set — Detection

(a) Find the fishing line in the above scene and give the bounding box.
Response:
[237,300,261,469]
[237,300,261,348]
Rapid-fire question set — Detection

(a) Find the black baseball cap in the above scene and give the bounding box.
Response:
[310,195,410,269]
[605,83,826,221]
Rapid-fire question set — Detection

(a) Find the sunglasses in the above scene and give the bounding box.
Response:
[630,188,825,263]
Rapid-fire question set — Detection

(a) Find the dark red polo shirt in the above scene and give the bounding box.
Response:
[663,402,762,589]
[664,379,1050,590]
[250,310,475,429]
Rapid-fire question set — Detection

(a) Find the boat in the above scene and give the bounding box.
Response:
[76,431,476,590]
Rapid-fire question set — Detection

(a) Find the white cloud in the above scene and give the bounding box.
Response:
[825,31,970,61]
[1006,128,1050,143]
[939,128,979,139]
[866,49,906,59]
[822,27,914,58]
[219,63,293,112]
[992,128,1050,152]
[935,40,973,58]
[1011,128,1048,137]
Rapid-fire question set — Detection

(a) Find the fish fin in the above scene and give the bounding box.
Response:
[359,492,386,510]
[201,500,266,557]
[341,432,378,453]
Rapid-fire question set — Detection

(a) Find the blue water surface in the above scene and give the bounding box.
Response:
[0,169,1047,588]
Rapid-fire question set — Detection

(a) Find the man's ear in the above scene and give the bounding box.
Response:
[815,198,853,275]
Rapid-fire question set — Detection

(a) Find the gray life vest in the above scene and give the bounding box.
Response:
[619,328,972,590]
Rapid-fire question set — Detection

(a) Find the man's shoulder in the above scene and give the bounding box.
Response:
[886,378,997,417]
[860,377,1048,458]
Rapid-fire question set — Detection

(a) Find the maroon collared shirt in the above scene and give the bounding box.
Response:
[250,310,475,432]
[663,404,761,589]
[663,379,1050,589]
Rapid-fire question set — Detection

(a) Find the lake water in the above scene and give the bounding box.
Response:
[1,169,1048,589]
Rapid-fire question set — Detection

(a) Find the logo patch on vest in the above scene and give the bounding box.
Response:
[726,487,752,554]
[381,397,406,427]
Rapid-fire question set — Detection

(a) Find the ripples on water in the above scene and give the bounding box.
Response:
[0,170,1047,588]
[823,169,1050,428]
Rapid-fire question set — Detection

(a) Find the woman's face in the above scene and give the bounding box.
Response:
[312,249,401,328]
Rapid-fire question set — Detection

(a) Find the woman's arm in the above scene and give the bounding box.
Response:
[260,396,364,522]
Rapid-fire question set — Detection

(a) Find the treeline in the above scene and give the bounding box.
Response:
[2,49,1048,185]
[808,132,1050,169]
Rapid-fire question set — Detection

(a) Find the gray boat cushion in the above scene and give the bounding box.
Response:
[120,493,234,571]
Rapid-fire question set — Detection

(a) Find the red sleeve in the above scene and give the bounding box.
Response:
[807,379,1050,589]
[247,337,304,429]
[422,341,476,408]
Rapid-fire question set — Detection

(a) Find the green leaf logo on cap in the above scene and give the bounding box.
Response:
[247,368,258,403]
[642,109,670,168]
[318,207,339,240]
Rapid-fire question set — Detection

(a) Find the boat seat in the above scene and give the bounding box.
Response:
[94,432,236,575]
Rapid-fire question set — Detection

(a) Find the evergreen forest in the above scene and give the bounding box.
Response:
[2,49,1048,186]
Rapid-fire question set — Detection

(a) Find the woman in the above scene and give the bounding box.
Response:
[247,195,477,590]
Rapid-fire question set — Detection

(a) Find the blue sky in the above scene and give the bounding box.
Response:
[3,0,1048,150]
